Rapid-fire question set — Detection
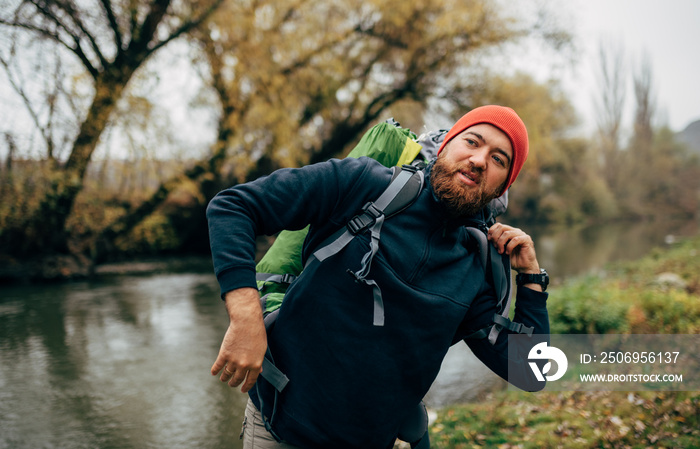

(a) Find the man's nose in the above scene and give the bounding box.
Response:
[469,148,488,169]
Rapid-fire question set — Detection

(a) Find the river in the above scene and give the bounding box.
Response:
[1,218,697,448]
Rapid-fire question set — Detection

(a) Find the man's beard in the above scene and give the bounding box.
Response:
[430,155,502,220]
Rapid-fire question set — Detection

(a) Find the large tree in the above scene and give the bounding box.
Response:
[0,0,222,263]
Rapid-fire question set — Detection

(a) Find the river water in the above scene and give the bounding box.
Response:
[1,218,697,448]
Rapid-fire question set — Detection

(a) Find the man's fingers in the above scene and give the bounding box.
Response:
[501,234,523,254]
[220,364,235,382]
[211,355,226,376]
[226,366,262,392]
[212,289,268,391]
[240,369,261,393]
[227,367,246,388]
[488,224,529,255]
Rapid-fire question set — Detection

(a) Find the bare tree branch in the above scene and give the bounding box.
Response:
[50,0,110,70]
[129,0,169,53]
[633,52,655,142]
[1,2,101,78]
[0,51,55,158]
[149,0,224,55]
[99,0,124,51]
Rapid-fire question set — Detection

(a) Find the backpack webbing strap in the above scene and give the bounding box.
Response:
[310,166,420,263]
[256,356,284,443]
[347,213,386,325]
[257,309,289,391]
[261,358,289,392]
[306,166,424,327]
[255,272,297,288]
[255,308,289,443]
[491,314,534,336]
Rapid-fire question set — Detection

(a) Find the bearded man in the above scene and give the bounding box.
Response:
[206,105,550,449]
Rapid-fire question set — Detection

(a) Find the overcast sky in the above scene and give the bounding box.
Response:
[558,0,700,133]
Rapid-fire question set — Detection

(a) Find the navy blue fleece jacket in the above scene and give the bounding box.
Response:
[207,156,549,449]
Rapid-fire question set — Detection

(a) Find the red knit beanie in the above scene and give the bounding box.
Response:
[437,105,529,194]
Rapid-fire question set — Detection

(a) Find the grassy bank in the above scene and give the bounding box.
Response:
[429,234,700,448]
[430,390,699,448]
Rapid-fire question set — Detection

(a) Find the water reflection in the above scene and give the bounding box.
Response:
[528,218,699,282]
[0,273,248,449]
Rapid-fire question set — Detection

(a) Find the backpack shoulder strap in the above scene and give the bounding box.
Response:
[309,164,424,264]
[463,219,534,344]
[306,164,425,326]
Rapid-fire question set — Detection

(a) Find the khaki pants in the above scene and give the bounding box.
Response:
[241,398,300,449]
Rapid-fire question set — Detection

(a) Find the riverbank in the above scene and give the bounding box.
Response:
[0,253,214,284]
[426,234,700,448]
[430,390,699,448]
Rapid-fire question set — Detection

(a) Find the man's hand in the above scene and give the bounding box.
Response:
[211,287,267,393]
[487,223,542,290]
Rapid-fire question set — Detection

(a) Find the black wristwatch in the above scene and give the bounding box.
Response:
[516,268,549,292]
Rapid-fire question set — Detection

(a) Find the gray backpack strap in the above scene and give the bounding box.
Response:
[261,357,289,392]
[464,223,533,345]
[347,210,386,325]
[307,165,425,326]
[254,308,289,444]
[260,308,289,392]
[255,272,297,289]
[310,166,420,263]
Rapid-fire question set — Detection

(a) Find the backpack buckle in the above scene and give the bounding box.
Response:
[493,314,534,336]
[280,273,296,284]
[513,322,534,336]
[347,202,382,235]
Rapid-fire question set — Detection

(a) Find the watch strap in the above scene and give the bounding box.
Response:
[515,269,549,291]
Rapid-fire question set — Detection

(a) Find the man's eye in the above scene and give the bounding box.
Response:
[493,155,505,166]
[466,139,477,146]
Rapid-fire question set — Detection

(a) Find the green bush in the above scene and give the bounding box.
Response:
[638,288,700,334]
[548,235,700,335]
[547,280,630,334]
[115,212,180,255]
